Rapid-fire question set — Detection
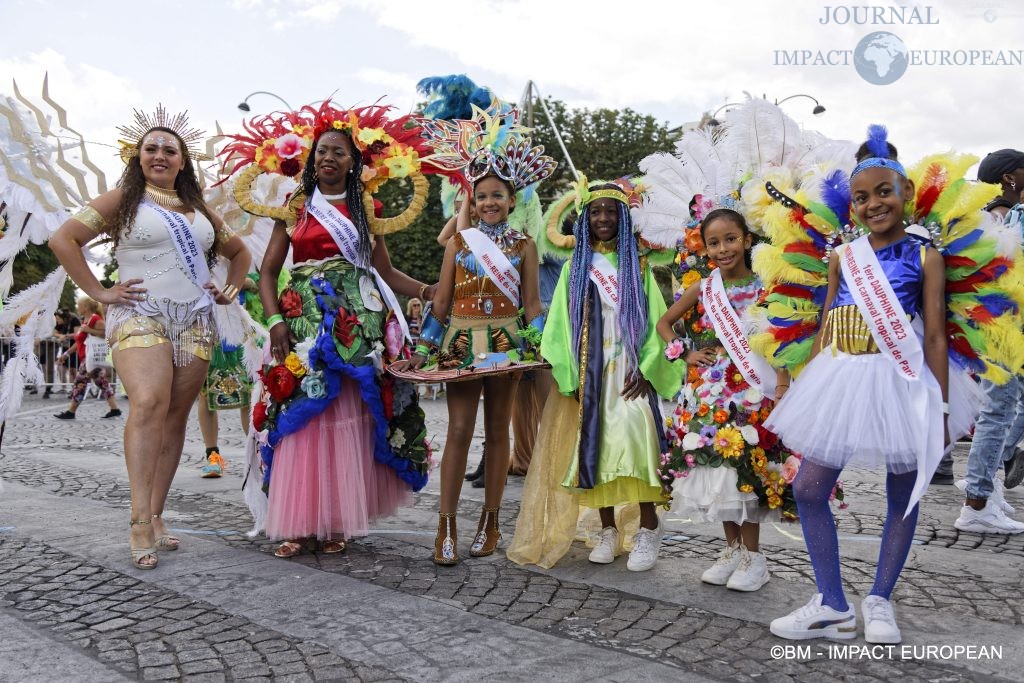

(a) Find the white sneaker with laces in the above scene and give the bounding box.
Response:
[953,499,1024,534]
[862,595,901,644]
[726,548,770,592]
[701,542,742,585]
[626,525,660,572]
[588,526,619,564]
[770,594,857,641]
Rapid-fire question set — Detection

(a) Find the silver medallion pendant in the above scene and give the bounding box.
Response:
[483,299,494,314]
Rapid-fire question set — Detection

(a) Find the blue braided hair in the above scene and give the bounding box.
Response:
[568,185,648,377]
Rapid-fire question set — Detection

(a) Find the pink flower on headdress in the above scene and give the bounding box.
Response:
[274,133,305,160]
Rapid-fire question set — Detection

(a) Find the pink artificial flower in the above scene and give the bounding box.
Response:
[383,314,404,361]
[685,453,696,467]
[664,338,686,361]
[274,133,305,159]
[781,455,801,484]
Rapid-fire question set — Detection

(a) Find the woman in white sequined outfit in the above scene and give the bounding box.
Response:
[50,120,251,569]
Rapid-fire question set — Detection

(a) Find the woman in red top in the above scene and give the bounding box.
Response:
[54,297,121,419]
[257,123,435,558]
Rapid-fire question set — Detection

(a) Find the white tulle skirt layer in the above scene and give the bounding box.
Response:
[667,466,774,525]
[765,351,978,474]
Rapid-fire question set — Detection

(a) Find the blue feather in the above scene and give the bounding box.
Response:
[943,229,983,255]
[865,124,890,159]
[977,293,1017,316]
[819,169,851,226]
[417,74,494,121]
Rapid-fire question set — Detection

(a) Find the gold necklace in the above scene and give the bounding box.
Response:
[145,183,185,209]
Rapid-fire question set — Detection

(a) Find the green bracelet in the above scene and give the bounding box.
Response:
[266,314,285,329]
[414,344,431,356]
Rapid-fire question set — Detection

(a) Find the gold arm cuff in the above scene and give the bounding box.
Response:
[216,224,236,246]
[72,206,107,235]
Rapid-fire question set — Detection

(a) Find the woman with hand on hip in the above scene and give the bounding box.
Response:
[49,108,251,569]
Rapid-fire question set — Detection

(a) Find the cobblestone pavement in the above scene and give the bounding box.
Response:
[1,394,1021,681]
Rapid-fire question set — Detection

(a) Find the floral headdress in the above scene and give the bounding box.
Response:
[117,104,212,163]
[218,100,450,234]
[418,97,556,191]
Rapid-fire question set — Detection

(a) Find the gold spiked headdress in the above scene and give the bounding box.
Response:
[116,104,212,163]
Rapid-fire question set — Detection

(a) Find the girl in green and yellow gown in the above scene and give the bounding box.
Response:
[507,180,683,571]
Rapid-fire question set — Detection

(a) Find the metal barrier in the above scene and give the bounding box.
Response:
[0,336,118,392]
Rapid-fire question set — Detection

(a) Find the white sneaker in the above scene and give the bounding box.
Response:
[726,548,770,592]
[626,525,660,572]
[588,526,619,564]
[770,594,857,641]
[862,595,901,644]
[957,479,1015,515]
[701,542,742,585]
[954,500,1024,534]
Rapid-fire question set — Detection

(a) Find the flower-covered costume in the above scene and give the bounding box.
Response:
[665,275,798,524]
[440,222,527,362]
[507,252,683,568]
[258,203,429,541]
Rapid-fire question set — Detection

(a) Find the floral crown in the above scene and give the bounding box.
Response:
[117,104,211,163]
[218,99,455,234]
[418,98,556,191]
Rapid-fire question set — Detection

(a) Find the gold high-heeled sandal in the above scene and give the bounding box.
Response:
[152,514,180,551]
[434,512,459,565]
[469,506,501,557]
[129,519,158,570]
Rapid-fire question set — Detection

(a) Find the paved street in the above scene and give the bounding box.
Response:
[0,391,1021,682]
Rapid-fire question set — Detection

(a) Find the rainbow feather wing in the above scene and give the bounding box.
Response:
[748,174,841,374]
[909,153,1024,382]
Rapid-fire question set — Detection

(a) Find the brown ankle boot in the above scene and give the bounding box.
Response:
[434,512,459,565]
[469,506,501,557]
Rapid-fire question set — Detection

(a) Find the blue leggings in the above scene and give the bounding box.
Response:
[792,460,919,612]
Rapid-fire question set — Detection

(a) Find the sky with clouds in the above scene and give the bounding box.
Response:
[2,0,1022,185]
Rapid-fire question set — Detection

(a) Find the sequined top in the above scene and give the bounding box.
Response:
[823,237,926,355]
[116,204,215,304]
[451,223,528,319]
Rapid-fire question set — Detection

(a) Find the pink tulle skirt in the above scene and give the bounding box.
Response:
[265,378,411,541]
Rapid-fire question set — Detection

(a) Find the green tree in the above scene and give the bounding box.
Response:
[527,98,680,198]
[374,174,447,287]
[10,242,77,310]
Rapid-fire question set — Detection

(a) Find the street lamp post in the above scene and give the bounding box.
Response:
[707,94,826,127]
[237,91,294,112]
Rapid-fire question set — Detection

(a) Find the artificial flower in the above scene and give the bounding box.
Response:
[740,425,760,445]
[383,149,417,178]
[739,484,755,493]
[383,314,404,361]
[294,339,314,369]
[712,426,744,459]
[279,288,303,318]
[713,409,729,424]
[682,270,701,289]
[781,455,801,484]
[743,387,764,405]
[389,428,406,449]
[252,401,268,431]
[265,365,297,402]
[684,229,704,253]
[255,140,281,173]
[283,352,307,378]
[726,365,748,392]
[334,308,362,347]
[681,432,702,451]
[280,158,302,177]
[696,403,710,417]
[300,371,327,399]
[664,338,686,361]
[274,133,305,159]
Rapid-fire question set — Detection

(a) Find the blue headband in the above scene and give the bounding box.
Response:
[851,156,907,180]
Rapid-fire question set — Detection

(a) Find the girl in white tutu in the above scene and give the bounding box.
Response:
[657,208,795,592]
[767,127,949,644]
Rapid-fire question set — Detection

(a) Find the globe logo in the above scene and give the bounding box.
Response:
[854,32,909,85]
